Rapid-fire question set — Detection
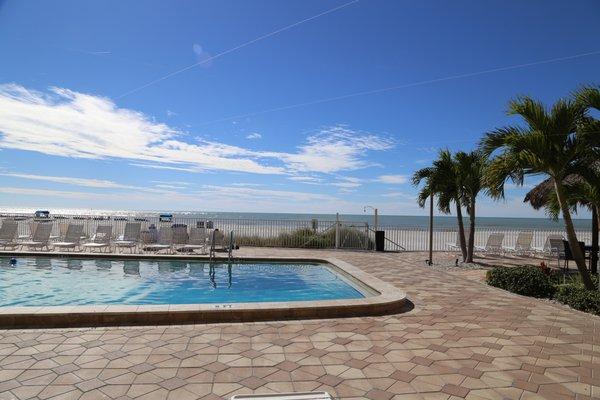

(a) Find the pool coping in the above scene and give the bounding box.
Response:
[0,253,408,329]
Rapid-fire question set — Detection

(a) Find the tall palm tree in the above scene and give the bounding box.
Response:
[412,150,468,261]
[523,85,600,275]
[574,85,600,275]
[481,96,596,289]
[455,150,488,263]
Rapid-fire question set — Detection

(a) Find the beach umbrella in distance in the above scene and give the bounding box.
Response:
[524,175,599,274]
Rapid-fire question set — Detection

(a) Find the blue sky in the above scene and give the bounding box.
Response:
[0,0,599,217]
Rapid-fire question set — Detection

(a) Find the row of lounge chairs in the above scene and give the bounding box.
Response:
[447,231,565,256]
[0,220,227,254]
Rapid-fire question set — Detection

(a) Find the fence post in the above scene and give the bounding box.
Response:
[335,213,340,249]
[365,222,369,250]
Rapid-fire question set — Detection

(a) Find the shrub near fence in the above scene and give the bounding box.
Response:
[237,227,374,249]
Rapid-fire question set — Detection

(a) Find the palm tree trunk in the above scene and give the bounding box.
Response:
[455,201,467,262]
[591,205,598,275]
[554,180,595,289]
[466,198,476,263]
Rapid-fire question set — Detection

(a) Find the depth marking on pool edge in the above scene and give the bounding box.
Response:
[213,304,234,308]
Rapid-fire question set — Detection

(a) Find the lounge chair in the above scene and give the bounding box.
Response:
[143,227,173,254]
[0,220,19,249]
[503,231,533,255]
[18,221,36,241]
[20,222,53,250]
[82,225,112,252]
[176,227,208,254]
[53,224,84,251]
[475,232,504,255]
[532,234,564,256]
[114,222,141,253]
[171,225,189,249]
[446,230,469,252]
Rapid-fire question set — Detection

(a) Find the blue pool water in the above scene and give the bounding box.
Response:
[0,257,366,307]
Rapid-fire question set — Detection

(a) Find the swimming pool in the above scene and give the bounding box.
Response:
[0,257,368,307]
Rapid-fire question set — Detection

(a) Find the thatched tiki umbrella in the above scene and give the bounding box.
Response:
[524,176,599,274]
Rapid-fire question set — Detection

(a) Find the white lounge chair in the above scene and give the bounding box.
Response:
[114,222,141,253]
[532,234,564,256]
[0,220,19,249]
[176,227,208,254]
[503,231,533,255]
[53,224,84,251]
[475,233,504,255]
[446,230,469,252]
[82,225,112,252]
[20,222,53,250]
[143,227,173,254]
[171,225,189,248]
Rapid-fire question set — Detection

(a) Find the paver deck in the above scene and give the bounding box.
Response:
[0,249,598,400]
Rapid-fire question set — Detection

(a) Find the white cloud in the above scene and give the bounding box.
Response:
[129,163,198,172]
[166,110,177,117]
[271,126,393,173]
[230,183,264,187]
[331,176,362,189]
[153,184,187,190]
[0,173,133,189]
[200,185,336,202]
[381,191,414,199]
[0,85,393,177]
[0,172,174,194]
[376,174,408,184]
[245,132,262,140]
[0,187,114,200]
[288,175,324,184]
[151,180,190,186]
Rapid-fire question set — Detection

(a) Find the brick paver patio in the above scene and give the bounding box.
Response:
[0,249,598,399]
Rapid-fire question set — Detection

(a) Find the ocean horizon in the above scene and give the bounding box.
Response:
[0,206,592,230]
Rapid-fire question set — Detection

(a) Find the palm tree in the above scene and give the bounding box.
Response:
[522,85,600,275]
[455,150,488,263]
[574,85,600,275]
[481,95,596,289]
[412,150,468,261]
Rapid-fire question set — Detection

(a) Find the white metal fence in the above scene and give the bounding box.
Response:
[0,212,591,252]
[378,226,592,251]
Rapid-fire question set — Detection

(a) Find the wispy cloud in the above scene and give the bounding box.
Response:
[0,85,392,176]
[245,132,262,140]
[151,180,190,186]
[200,185,337,202]
[381,191,414,199]
[273,126,393,173]
[0,172,173,194]
[0,173,134,189]
[376,174,408,184]
[288,175,323,184]
[230,182,264,187]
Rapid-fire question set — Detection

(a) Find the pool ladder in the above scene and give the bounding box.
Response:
[209,230,235,263]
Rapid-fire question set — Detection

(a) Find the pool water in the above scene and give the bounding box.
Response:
[0,257,367,307]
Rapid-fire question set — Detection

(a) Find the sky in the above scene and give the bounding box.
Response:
[0,0,599,217]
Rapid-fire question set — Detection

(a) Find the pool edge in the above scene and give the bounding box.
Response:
[0,255,408,329]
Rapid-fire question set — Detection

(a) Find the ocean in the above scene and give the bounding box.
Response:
[0,207,593,230]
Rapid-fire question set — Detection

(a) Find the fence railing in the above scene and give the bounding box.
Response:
[1,213,373,250]
[0,212,592,252]
[378,225,592,251]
